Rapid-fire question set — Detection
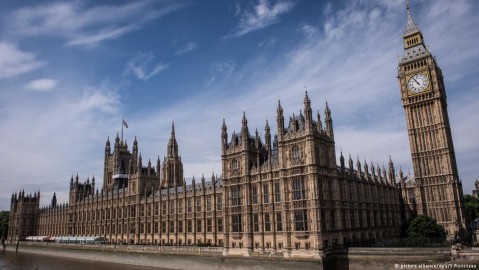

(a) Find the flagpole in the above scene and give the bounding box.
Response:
[121,118,124,142]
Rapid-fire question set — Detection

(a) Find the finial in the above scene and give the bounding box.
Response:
[242,111,248,126]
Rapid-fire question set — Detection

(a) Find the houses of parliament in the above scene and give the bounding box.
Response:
[7,3,466,257]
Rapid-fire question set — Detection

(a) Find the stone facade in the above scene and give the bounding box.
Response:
[7,3,466,254]
[220,97,401,256]
[8,95,402,256]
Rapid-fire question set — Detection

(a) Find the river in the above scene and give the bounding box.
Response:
[0,251,167,270]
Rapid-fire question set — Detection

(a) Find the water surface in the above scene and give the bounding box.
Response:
[0,251,167,270]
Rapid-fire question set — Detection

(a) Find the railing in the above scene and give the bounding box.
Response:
[20,241,223,255]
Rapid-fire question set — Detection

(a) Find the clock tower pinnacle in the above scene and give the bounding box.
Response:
[397,0,466,239]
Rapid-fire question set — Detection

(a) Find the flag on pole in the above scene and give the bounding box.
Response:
[123,119,129,128]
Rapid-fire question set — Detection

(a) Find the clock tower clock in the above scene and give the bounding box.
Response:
[397,1,466,237]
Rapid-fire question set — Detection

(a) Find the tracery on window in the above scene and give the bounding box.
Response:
[292,145,301,160]
[231,159,239,171]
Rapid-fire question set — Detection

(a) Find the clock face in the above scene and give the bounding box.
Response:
[407,73,429,93]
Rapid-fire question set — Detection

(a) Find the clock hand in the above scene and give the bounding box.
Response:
[412,77,420,85]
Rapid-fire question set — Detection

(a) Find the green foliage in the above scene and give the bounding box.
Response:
[464,194,479,224]
[407,215,446,246]
[0,211,9,238]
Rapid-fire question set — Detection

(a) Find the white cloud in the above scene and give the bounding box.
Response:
[298,23,318,38]
[26,78,58,92]
[0,42,44,79]
[207,60,236,85]
[175,42,198,55]
[225,0,295,38]
[66,25,139,46]
[8,1,185,46]
[0,81,122,208]
[258,37,276,48]
[78,84,121,114]
[124,52,169,81]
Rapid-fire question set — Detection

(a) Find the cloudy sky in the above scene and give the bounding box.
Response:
[0,0,478,210]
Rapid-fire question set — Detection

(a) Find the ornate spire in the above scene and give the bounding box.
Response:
[241,112,249,139]
[404,0,420,36]
[304,90,311,108]
[115,132,120,147]
[222,118,227,133]
[167,122,179,158]
[348,154,353,171]
[133,136,138,151]
[324,102,333,138]
[242,111,248,127]
[221,118,228,149]
[277,99,284,135]
[317,110,322,132]
[51,192,57,208]
[138,153,143,169]
[277,99,283,115]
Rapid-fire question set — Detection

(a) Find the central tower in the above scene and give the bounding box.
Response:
[397,2,465,237]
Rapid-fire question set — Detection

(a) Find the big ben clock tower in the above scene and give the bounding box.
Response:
[397,2,466,237]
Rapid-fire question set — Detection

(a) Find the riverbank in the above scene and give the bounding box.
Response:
[6,242,479,270]
[5,243,324,270]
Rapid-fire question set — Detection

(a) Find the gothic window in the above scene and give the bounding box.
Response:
[264,213,271,232]
[292,145,301,160]
[232,214,242,233]
[207,196,211,212]
[274,182,281,202]
[207,218,212,232]
[217,218,223,232]
[276,212,283,231]
[232,186,241,206]
[187,220,192,233]
[263,184,269,204]
[196,220,202,232]
[178,200,183,214]
[170,221,174,233]
[252,185,258,204]
[196,197,202,212]
[293,178,306,200]
[217,196,223,210]
[130,206,136,218]
[231,159,239,171]
[295,209,308,231]
[253,214,259,232]
[169,202,174,214]
[187,198,192,213]
[178,221,183,233]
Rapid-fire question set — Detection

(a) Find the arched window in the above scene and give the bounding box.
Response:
[231,159,239,171]
[292,145,301,160]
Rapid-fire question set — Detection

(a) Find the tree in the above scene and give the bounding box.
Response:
[464,194,479,224]
[0,211,9,239]
[407,215,447,246]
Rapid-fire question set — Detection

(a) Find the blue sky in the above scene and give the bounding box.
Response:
[0,0,478,210]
